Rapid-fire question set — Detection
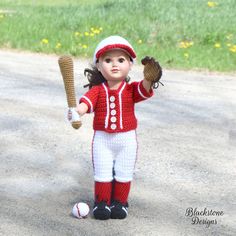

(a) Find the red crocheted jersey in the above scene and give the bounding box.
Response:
[79,80,153,133]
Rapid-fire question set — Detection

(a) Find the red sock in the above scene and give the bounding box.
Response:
[113,181,131,204]
[94,181,112,205]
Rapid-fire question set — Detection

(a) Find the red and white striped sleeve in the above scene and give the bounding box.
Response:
[79,85,100,113]
[132,80,154,103]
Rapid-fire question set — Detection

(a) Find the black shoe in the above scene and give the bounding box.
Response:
[110,201,128,219]
[93,201,111,220]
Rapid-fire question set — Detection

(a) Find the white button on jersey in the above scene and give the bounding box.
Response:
[111,109,116,116]
[110,103,116,109]
[109,96,115,102]
[111,116,117,123]
[111,124,117,130]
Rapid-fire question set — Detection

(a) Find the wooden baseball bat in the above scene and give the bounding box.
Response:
[58,55,81,129]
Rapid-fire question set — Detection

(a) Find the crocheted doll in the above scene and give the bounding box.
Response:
[68,35,162,220]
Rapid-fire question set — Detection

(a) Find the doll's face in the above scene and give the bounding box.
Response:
[96,49,132,82]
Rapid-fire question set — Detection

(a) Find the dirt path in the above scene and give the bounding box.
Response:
[0,50,235,236]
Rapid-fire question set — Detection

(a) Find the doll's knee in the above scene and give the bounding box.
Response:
[114,172,133,182]
[94,174,113,182]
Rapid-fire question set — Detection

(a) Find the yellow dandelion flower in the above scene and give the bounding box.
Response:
[93,29,100,34]
[84,32,89,36]
[82,44,88,49]
[229,45,236,53]
[207,1,217,7]
[137,39,143,44]
[226,43,232,47]
[90,27,95,32]
[189,41,194,46]
[56,43,61,49]
[90,33,95,37]
[41,38,49,44]
[74,32,81,36]
[214,43,221,48]
[179,41,187,48]
[179,41,194,49]
[184,53,189,59]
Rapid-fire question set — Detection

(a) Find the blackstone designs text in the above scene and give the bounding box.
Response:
[185,207,224,228]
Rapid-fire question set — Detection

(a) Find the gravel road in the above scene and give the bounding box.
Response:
[0,50,235,236]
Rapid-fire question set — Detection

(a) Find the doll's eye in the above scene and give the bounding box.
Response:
[105,58,111,63]
[118,58,125,63]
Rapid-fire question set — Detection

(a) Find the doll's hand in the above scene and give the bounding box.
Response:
[141,56,163,88]
[67,108,82,129]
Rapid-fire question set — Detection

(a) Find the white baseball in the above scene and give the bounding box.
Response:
[72,202,90,219]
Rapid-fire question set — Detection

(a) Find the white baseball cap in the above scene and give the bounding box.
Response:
[93,35,136,64]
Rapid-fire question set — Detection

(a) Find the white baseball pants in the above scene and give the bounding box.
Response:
[92,130,138,182]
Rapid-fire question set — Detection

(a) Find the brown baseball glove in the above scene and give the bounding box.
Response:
[141,56,163,88]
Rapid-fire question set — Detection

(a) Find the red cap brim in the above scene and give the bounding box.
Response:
[96,44,136,61]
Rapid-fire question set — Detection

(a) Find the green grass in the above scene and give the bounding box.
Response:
[0,0,236,71]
